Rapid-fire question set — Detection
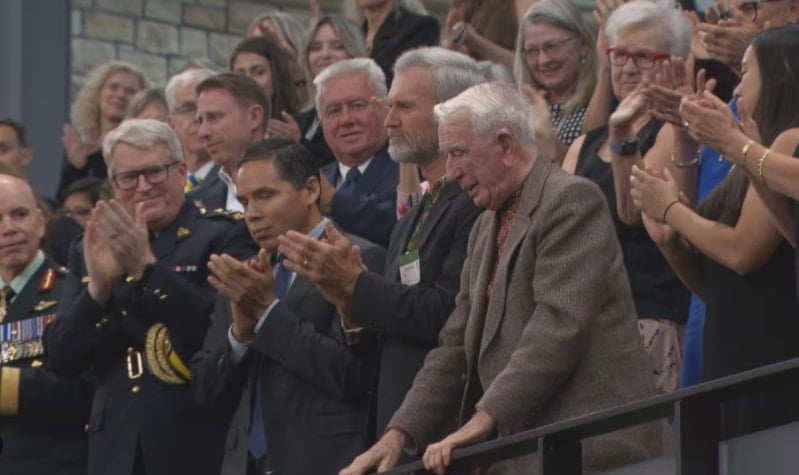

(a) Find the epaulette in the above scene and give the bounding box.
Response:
[39,268,60,292]
[200,208,245,221]
[54,266,68,276]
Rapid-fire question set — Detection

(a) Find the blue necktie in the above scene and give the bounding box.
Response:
[342,167,361,190]
[248,261,292,459]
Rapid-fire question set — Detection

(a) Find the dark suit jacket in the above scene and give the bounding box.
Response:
[0,256,92,475]
[389,159,668,473]
[188,166,227,210]
[367,7,440,86]
[44,199,257,475]
[321,147,398,248]
[191,234,385,475]
[295,107,335,169]
[349,180,480,435]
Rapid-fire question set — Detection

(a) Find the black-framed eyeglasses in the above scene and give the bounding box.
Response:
[738,0,787,22]
[606,47,670,69]
[523,35,578,61]
[112,163,179,190]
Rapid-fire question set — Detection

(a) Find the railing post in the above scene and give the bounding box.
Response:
[538,434,582,475]
[676,396,720,475]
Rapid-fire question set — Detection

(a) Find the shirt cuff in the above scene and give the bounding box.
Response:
[225,299,280,363]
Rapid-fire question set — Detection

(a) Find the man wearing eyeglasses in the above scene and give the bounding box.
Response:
[697,0,798,73]
[164,68,217,192]
[44,119,257,475]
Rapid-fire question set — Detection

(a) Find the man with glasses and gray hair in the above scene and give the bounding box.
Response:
[45,119,257,475]
[164,68,217,192]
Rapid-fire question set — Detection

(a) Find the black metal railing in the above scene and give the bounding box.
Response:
[383,356,799,475]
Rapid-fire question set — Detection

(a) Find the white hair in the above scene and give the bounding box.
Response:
[103,119,185,172]
[434,81,537,149]
[394,47,485,102]
[164,68,216,112]
[605,0,693,58]
[314,57,387,109]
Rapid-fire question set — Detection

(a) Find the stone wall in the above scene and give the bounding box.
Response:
[70,0,336,96]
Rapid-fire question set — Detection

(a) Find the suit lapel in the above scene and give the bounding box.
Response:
[480,159,552,354]
[464,212,497,364]
[414,181,458,252]
[283,274,314,310]
[353,147,390,196]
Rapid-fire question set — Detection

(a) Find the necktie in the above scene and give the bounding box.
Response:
[0,286,14,323]
[248,261,293,459]
[341,167,361,190]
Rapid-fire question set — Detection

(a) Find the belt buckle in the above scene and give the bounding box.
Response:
[126,349,144,379]
[256,456,274,475]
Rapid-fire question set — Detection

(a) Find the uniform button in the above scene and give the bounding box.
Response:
[121,310,127,317]
[95,322,103,328]
[461,372,467,382]
[131,385,141,394]
[127,347,135,355]
[84,423,89,432]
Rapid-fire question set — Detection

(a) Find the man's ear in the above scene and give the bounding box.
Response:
[304,175,321,206]
[21,147,33,167]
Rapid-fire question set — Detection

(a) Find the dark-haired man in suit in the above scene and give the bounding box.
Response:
[0,173,91,474]
[191,138,384,475]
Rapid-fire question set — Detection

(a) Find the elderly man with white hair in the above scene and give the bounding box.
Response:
[45,119,256,475]
[316,57,399,248]
[340,81,668,475]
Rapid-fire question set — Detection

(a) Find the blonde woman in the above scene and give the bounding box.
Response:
[59,61,148,195]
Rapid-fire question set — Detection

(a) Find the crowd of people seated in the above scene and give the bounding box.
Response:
[2,0,799,474]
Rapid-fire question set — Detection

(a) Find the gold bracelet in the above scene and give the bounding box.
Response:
[741,139,755,165]
[757,148,771,183]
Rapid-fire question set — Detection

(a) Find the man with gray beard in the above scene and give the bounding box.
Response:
[276,47,484,440]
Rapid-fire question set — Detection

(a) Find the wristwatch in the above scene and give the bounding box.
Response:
[609,138,639,157]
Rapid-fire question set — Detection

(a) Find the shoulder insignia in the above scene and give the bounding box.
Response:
[39,269,56,292]
[198,207,207,215]
[202,209,245,221]
[177,227,191,239]
[33,300,58,312]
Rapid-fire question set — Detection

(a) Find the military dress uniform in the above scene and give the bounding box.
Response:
[0,251,92,475]
[44,199,258,475]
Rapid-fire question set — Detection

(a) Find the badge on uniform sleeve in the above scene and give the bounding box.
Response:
[33,300,58,312]
[398,251,421,286]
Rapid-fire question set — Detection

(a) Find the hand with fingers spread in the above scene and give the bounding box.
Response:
[696,20,756,72]
[62,123,91,169]
[609,82,650,132]
[85,207,124,305]
[208,249,276,342]
[629,165,682,222]
[97,200,157,279]
[647,60,716,126]
[338,428,406,475]
[266,111,302,142]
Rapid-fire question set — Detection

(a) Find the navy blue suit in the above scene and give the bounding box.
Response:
[321,146,398,248]
[187,167,227,211]
[44,199,258,475]
[0,257,92,475]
